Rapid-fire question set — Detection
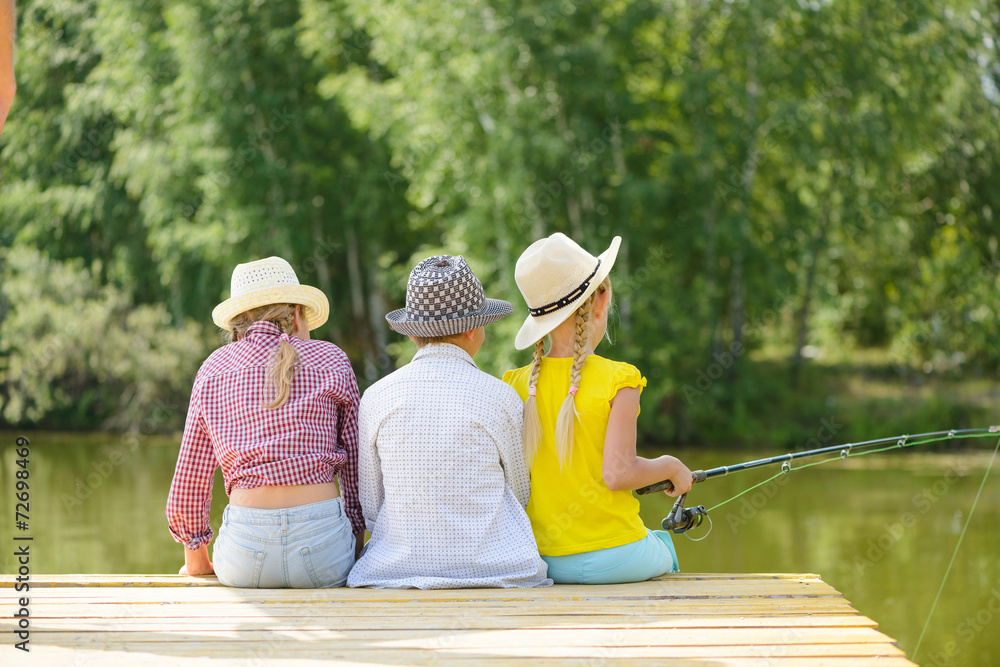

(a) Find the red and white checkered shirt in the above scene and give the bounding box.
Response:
[166,320,363,550]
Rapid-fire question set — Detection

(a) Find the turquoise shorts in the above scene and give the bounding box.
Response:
[540,529,679,585]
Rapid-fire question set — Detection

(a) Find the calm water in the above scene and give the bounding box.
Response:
[2,431,999,666]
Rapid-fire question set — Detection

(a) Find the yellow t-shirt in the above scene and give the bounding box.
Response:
[503,355,648,556]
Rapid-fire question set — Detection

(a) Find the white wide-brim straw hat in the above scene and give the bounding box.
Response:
[386,255,513,337]
[212,256,329,331]
[513,233,621,350]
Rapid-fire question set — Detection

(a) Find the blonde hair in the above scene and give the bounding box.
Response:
[227,303,299,410]
[523,277,611,468]
[522,339,546,467]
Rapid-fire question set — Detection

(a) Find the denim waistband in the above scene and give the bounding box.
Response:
[224,497,343,525]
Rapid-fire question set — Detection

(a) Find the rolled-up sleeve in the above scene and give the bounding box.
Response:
[165,382,218,550]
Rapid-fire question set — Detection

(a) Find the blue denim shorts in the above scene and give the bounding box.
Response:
[213,497,355,589]
[540,529,679,585]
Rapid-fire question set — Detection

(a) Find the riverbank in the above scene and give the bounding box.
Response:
[4,346,998,451]
[665,352,1000,449]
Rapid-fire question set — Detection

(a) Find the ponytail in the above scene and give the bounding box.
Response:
[226,303,300,410]
[266,330,298,410]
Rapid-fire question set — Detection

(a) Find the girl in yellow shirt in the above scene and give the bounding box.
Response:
[503,233,695,584]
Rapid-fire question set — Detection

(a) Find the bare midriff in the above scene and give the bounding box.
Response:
[229,482,339,509]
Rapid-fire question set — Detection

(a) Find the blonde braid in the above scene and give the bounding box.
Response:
[554,295,592,467]
[522,339,545,467]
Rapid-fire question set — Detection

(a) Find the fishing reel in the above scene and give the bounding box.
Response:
[662,493,710,535]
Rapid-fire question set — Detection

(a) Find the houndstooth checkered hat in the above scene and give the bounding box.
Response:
[385,255,513,336]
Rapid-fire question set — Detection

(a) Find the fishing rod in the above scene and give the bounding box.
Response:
[637,426,1000,535]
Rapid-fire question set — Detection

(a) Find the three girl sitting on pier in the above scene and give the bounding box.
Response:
[165,233,695,588]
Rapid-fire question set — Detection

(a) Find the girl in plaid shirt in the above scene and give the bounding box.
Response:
[166,257,364,588]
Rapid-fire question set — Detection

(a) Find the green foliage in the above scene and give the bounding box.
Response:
[0,247,211,430]
[1,0,998,443]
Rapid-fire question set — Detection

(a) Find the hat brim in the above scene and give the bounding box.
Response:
[386,298,513,337]
[513,236,621,350]
[212,285,330,331]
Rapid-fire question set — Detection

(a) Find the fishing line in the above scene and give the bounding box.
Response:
[911,435,1000,662]
[706,430,996,512]
[647,428,999,535]
[707,469,786,512]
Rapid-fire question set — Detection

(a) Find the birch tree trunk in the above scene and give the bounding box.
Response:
[345,223,376,377]
[791,206,829,388]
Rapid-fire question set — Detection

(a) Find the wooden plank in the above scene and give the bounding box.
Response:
[15,627,898,646]
[7,643,908,659]
[0,572,825,588]
[422,646,909,659]
[9,578,840,601]
[13,637,903,664]
[9,580,841,600]
[2,645,919,667]
[13,578,827,599]
[0,613,880,631]
[0,598,865,618]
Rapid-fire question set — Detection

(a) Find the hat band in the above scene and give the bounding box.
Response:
[528,259,602,317]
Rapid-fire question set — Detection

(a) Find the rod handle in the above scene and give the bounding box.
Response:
[636,470,707,496]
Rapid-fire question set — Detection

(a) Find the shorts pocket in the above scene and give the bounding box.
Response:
[300,531,354,588]
[214,532,265,588]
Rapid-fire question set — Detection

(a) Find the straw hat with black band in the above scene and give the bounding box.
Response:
[513,233,621,350]
[212,256,329,332]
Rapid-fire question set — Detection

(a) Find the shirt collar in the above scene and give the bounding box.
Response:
[243,320,286,346]
[411,343,478,368]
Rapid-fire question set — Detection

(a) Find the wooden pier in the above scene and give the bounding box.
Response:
[2,572,914,665]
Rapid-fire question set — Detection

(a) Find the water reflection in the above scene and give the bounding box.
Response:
[1,432,998,666]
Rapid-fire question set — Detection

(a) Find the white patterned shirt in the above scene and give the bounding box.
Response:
[347,343,551,589]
